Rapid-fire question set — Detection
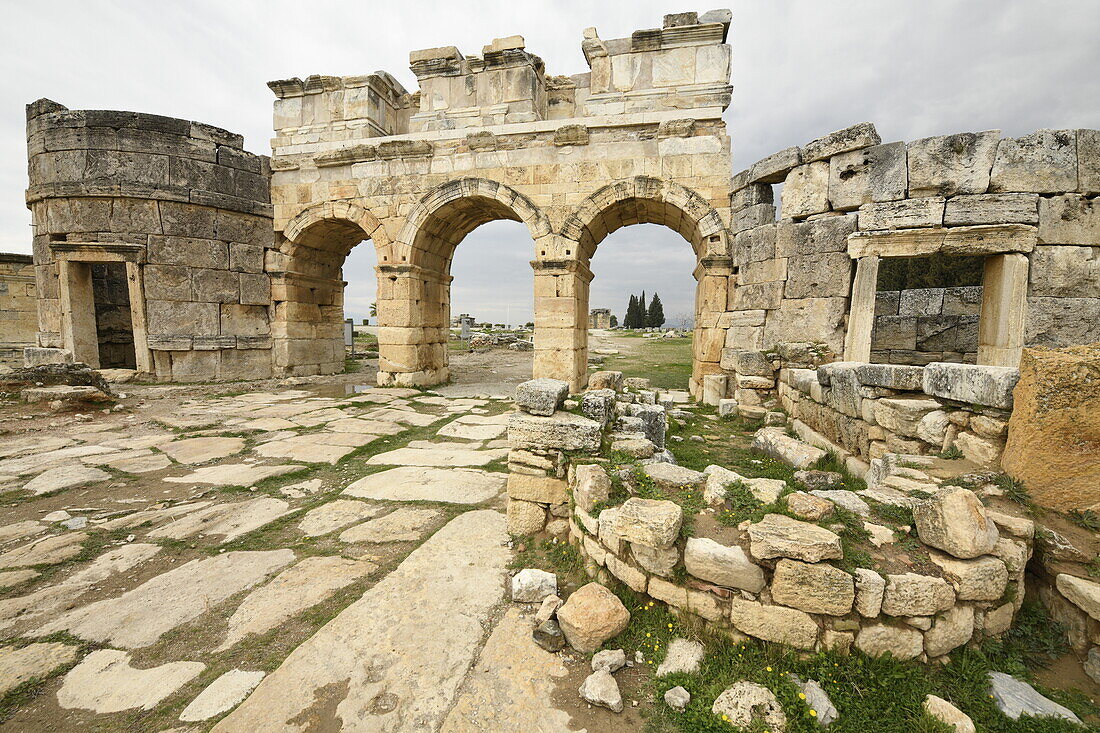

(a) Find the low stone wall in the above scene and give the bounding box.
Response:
[872,286,981,365]
[0,254,36,365]
[569,470,1033,662]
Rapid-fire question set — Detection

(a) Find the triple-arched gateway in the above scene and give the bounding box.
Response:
[266,13,736,393]
[22,9,1100,394]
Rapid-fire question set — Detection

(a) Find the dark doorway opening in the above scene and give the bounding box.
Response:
[91,263,136,369]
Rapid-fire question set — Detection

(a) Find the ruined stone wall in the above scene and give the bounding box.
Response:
[26,99,274,380]
[0,253,37,364]
[266,10,735,391]
[721,125,1100,367]
[872,286,981,365]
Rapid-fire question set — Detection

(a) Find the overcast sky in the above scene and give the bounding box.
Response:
[2,1,1098,325]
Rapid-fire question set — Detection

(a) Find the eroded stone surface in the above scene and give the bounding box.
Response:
[37,550,295,648]
[57,650,204,713]
[149,497,290,543]
[211,510,509,732]
[344,466,504,504]
[297,499,381,537]
[0,642,79,696]
[338,508,442,543]
[180,669,266,722]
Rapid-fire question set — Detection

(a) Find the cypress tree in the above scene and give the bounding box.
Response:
[625,294,638,328]
[647,292,665,328]
[638,291,647,328]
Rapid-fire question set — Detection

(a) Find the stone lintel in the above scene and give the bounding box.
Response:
[847,225,1038,259]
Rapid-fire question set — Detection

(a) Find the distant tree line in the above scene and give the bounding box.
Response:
[623,291,665,328]
[876,253,985,291]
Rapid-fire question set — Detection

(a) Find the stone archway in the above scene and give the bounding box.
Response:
[270,201,389,376]
[551,177,733,393]
[376,178,552,387]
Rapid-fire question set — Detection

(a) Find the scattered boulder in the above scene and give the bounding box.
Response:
[532,618,566,652]
[810,490,870,516]
[786,491,834,521]
[794,470,844,491]
[747,514,843,562]
[515,378,570,416]
[23,385,114,407]
[923,694,975,733]
[589,371,624,392]
[534,594,562,626]
[913,488,999,559]
[579,669,623,713]
[555,583,630,653]
[987,671,1081,723]
[711,681,787,732]
[789,674,838,726]
[751,427,826,468]
[665,685,691,711]
[655,638,704,676]
[643,462,705,491]
[512,569,557,603]
[591,648,626,673]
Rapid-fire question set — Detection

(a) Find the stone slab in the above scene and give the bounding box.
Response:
[344,466,505,504]
[211,510,509,732]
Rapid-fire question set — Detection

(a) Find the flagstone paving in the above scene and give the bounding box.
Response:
[0,380,598,731]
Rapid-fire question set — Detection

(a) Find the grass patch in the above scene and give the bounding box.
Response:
[599,336,694,390]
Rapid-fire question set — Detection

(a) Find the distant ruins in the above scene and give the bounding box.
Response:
[589,308,612,329]
[14,10,1100,396]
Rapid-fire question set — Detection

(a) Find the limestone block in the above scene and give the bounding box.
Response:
[924,604,975,657]
[148,236,228,269]
[859,198,945,230]
[855,363,924,390]
[720,348,774,376]
[770,559,854,616]
[923,695,976,733]
[746,513,842,562]
[507,412,601,452]
[588,371,623,391]
[874,397,941,438]
[733,225,776,264]
[731,182,774,210]
[749,146,801,184]
[515,378,569,416]
[775,215,856,257]
[701,374,727,406]
[854,568,885,616]
[239,273,271,306]
[731,281,783,311]
[944,193,1039,226]
[683,537,765,592]
[1079,129,1100,193]
[630,542,678,577]
[782,162,830,219]
[922,362,1019,409]
[580,389,615,426]
[990,129,1078,193]
[750,428,827,469]
[855,623,923,659]
[953,431,1002,467]
[907,130,1000,197]
[913,487,999,559]
[875,290,900,316]
[192,269,240,303]
[728,599,818,649]
[929,552,1008,601]
[1025,297,1100,346]
[800,122,881,163]
[1002,345,1100,510]
[555,583,630,654]
[144,265,192,301]
[506,499,546,535]
[615,498,681,549]
[147,300,219,337]
[784,252,852,299]
[943,286,984,315]
[880,573,956,616]
[762,298,848,353]
[1037,194,1100,245]
[738,258,787,284]
[507,473,568,504]
[731,202,776,234]
[828,141,907,210]
[1029,246,1100,298]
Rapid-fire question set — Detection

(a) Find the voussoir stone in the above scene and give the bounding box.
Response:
[555,583,630,654]
[514,378,569,416]
[684,537,765,592]
[615,498,682,549]
[913,488,999,559]
[747,514,842,562]
[770,559,854,616]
